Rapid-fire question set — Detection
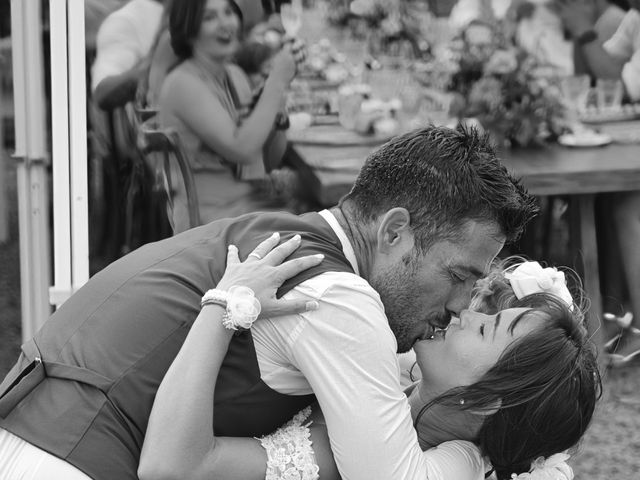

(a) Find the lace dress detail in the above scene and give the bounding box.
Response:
[257,406,320,480]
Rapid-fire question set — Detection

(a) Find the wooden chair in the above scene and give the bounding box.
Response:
[106,106,174,255]
[138,122,201,231]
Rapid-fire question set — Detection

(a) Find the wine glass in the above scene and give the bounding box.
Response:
[559,74,590,126]
[281,0,303,37]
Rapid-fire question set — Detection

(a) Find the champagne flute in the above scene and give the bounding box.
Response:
[281,0,303,37]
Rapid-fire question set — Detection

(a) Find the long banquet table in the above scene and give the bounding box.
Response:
[288,125,640,347]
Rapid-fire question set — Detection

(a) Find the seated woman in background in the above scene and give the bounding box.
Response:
[158,0,304,233]
[140,238,601,480]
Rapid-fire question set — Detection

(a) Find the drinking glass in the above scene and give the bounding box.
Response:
[596,78,623,111]
[559,74,591,128]
[559,75,591,113]
[281,0,303,37]
[337,84,370,130]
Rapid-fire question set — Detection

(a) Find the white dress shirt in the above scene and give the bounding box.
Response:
[252,210,485,480]
[91,0,163,91]
[604,9,640,102]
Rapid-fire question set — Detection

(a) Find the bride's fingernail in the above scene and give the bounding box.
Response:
[315,254,324,260]
[228,245,237,251]
[271,232,280,239]
[306,301,319,311]
[293,234,301,242]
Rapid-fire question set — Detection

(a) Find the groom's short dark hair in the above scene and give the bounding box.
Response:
[342,125,538,252]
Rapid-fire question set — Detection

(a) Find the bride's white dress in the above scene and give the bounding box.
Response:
[258,407,488,480]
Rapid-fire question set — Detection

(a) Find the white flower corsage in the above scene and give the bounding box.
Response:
[504,261,574,309]
[511,453,574,480]
[224,286,261,330]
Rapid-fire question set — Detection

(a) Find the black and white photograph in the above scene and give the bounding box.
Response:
[0,0,639,478]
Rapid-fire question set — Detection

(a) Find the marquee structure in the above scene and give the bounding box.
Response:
[11,0,89,341]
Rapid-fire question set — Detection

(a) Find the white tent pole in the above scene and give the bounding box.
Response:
[11,0,51,342]
[68,0,89,290]
[49,0,73,308]
[49,0,89,308]
[0,40,7,244]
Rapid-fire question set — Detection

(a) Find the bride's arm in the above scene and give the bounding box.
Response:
[138,233,326,480]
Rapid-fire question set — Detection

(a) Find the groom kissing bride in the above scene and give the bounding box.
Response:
[0,126,600,480]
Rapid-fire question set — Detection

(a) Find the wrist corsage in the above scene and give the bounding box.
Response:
[201,286,261,330]
[511,452,573,480]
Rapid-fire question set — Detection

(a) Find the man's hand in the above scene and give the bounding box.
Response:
[556,0,597,37]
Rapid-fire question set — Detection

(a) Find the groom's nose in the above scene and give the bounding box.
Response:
[446,284,474,317]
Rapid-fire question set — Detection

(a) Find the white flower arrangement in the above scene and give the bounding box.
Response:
[511,452,574,480]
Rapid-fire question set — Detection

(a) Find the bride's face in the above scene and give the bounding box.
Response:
[412,308,543,394]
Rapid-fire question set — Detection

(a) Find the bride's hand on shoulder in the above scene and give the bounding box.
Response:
[217,232,322,318]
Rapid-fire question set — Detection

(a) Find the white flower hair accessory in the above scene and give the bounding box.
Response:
[504,262,574,308]
[510,452,574,480]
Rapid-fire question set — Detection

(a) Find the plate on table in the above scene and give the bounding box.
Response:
[287,125,395,146]
[597,120,640,143]
[579,104,640,124]
[558,132,612,148]
[312,113,340,126]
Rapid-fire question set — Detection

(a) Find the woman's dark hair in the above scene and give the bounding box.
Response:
[416,258,602,479]
[169,0,243,59]
[341,125,539,254]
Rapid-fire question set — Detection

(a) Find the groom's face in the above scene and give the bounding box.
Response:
[370,220,504,353]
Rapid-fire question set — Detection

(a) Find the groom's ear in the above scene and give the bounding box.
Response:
[376,208,413,255]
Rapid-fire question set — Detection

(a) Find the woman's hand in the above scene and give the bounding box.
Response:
[269,38,306,86]
[217,232,322,318]
[286,37,307,69]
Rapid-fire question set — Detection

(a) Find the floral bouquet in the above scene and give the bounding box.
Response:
[446,32,566,148]
[323,0,425,61]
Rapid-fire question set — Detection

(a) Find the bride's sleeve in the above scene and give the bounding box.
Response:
[422,440,488,480]
[257,406,320,480]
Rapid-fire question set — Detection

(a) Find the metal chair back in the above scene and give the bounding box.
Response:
[139,122,201,230]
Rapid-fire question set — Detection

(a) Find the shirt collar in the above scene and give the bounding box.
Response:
[318,210,360,276]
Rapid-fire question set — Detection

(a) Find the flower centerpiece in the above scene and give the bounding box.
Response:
[445,22,566,148]
[323,0,425,61]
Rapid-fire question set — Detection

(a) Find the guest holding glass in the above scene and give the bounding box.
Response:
[157,0,305,233]
[557,0,640,366]
[558,0,639,100]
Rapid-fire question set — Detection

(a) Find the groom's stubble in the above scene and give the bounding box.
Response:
[370,251,450,353]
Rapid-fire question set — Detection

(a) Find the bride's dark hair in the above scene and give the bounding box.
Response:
[416,257,602,480]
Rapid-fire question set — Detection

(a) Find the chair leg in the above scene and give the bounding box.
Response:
[122,167,140,255]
